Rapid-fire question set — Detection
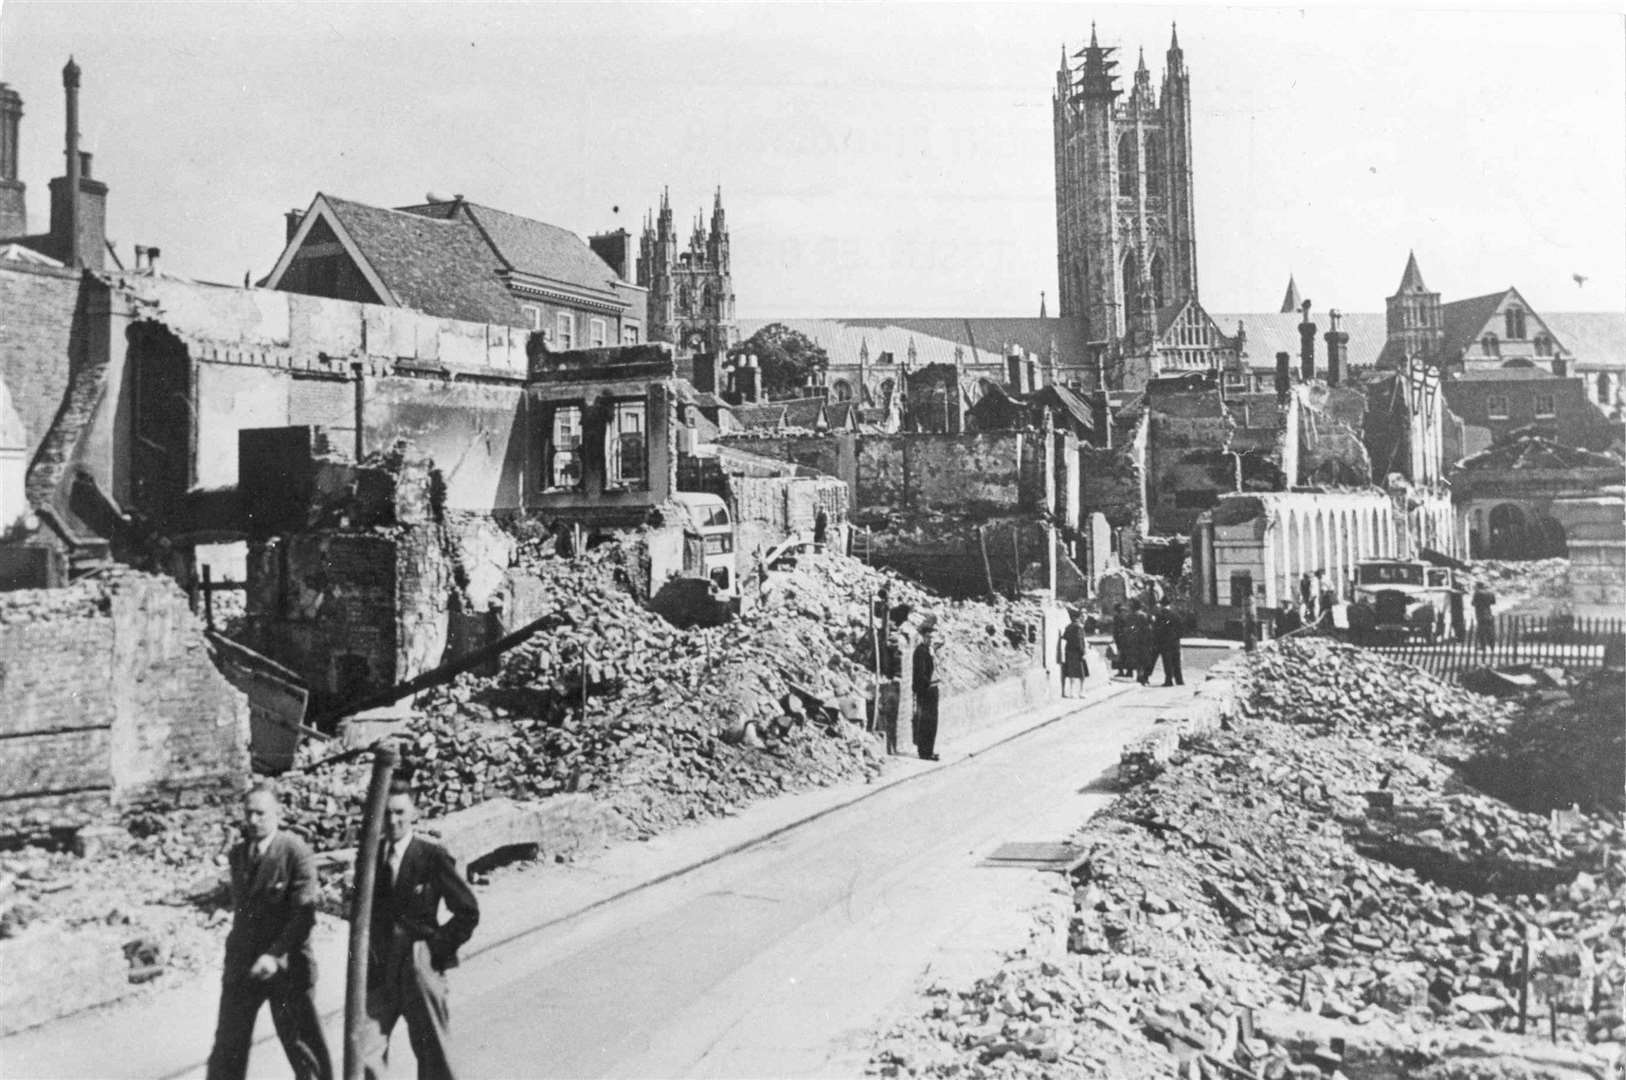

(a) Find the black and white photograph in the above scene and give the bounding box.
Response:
[0,2,1623,1077]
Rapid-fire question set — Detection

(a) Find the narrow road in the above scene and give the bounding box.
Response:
[455,661,1217,1078]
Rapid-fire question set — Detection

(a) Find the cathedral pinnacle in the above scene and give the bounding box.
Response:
[1089,22,1098,49]
[1169,22,1180,53]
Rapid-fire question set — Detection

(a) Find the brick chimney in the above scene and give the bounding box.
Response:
[285,208,305,244]
[1324,310,1349,387]
[47,58,106,270]
[589,228,633,281]
[1297,299,1316,382]
[1274,351,1292,401]
[0,82,24,238]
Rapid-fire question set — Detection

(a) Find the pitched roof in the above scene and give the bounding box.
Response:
[730,403,789,429]
[398,199,625,294]
[1396,251,1429,294]
[780,398,828,429]
[1457,435,1623,472]
[1439,290,1510,359]
[316,195,526,326]
[1030,383,1096,432]
[1452,366,1560,382]
[1545,312,1626,364]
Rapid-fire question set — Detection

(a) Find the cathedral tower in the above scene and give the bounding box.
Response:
[636,187,736,357]
[1053,25,1199,360]
[1383,251,1442,366]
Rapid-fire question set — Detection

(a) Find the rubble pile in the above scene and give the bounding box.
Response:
[1460,558,1572,612]
[277,544,1035,849]
[1463,668,1625,816]
[872,640,1625,1078]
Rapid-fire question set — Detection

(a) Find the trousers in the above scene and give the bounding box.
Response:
[362,942,458,1080]
[206,972,332,1080]
[913,685,940,758]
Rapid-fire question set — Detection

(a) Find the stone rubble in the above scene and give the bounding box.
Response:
[872,638,1625,1079]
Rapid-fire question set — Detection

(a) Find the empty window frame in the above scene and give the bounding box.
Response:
[543,404,584,490]
[606,399,647,489]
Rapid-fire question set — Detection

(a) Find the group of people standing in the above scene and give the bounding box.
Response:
[1107,598,1185,687]
[207,779,481,1080]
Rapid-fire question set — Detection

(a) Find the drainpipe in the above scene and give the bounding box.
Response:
[352,362,366,461]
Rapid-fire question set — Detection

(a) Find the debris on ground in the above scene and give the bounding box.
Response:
[872,638,1626,1079]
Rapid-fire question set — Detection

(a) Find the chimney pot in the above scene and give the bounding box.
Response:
[78,150,91,178]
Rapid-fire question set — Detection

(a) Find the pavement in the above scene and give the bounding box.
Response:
[0,644,1235,1080]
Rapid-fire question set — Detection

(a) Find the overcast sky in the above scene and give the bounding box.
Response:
[2,2,1621,318]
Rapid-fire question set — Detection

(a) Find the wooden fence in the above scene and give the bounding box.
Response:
[1364,615,1626,682]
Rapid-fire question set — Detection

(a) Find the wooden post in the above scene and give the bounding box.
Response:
[202,565,215,631]
[1518,935,1532,1034]
[345,741,399,1080]
[1549,1000,1558,1043]
[1010,527,1022,598]
[978,525,996,599]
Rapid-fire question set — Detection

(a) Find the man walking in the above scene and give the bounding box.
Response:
[911,618,941,761]
[1472,581,1497,649]
[206,782,333,1080]
[363,781,481,1080]
[1152,598,1185,686]
[1109,602,1129,677]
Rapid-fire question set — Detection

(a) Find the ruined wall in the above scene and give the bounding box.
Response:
[245,524,451,709]
[365,376,526,510]
[728,474,848,568]
[0,263,84,467]
[856,433,1035,518]
[1295,384,1372,487]
[1146,389,1236,536]
[0,572,248,826]
[718,434,856,492]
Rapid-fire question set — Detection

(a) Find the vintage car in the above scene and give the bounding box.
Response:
[1350,558,1456,641]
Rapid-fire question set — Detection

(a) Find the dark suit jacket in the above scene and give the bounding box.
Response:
[911,640,936,694]
[369,836,480,978]
[223,831,320,987]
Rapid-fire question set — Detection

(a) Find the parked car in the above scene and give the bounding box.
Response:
[1351,558,1454,641]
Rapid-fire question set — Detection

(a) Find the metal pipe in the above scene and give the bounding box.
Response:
[344,742,399,1080]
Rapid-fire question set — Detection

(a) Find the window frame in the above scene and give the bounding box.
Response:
[556,312,576,350]
[1486,394,1510,420]
[589,318,608,348]
[622,324,640,345]
[541,402,586,492]
[520,305,543,332]
[1533,393,1556,419]
[605,398,649,491]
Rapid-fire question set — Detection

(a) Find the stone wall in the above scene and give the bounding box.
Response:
[0,572,248,828]
[0,263,84,468]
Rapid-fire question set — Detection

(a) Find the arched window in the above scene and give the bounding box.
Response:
[1143,135,1164,193]
[1117,133,1137,194]
[1533,335,1552,357]
[702,285,713,313]
[879,378,896,409]
[1505,307,1526,340]
[1149,253,1167,309]
[1480,333,1500,358]
[679,285,691,313]
[831,379,853,402]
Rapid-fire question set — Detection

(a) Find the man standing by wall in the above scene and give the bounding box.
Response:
[912,618,941,761]
[363,781,481,1080]
[1472,581,1498,649]
[206,782,332,1080]
[1126,598,1155,686]
[1151,598,1185,687]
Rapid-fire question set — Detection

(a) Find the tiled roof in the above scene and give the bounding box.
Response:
[1031,383,1096,432]
[730,403,789,429]
[780,398,828,429]
[320,195,526,326]
[1545,312,1626,364]
[1439,291,1509,359]
[399,200,625,294]
[1452,366,1560,382]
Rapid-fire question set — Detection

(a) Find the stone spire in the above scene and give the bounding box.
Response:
[1279,274,1302,314]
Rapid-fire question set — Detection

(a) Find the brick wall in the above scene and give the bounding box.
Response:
[0,264,84,466]
[855,433,1033,518]
[0,572,248,828]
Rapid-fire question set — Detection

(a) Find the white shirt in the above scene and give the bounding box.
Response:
[386,832,414,881]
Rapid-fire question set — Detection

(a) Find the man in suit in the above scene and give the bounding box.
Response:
[1151,598,1185,687]
[206,782,333,1080]
[911,618,941,761]
[362,781,481,1080]
[1126,598,1155,686]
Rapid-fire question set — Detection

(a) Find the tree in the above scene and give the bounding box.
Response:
[730,323,829,400]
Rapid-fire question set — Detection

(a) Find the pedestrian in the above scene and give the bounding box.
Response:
[813,506,829,549]
[1449,587,1466,643]
[1152,598,1185,686]
[1472,582,1497,649]
[206,781,333,1080]
[1316,570,1336,628]
[1058,608,1089,698]
[1299,572,1313,613]
[1127,598,1155,686]
[1276,601,1302,637]
[1241,588,1259,653]
[912,618,941,761]
[1109,603,1129,676]
[362,780,481,1080]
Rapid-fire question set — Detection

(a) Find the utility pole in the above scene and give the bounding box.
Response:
[345,742,399,1080]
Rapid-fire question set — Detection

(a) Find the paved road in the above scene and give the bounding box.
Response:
[2,656,1221,1079]
[455,663,1217,1078]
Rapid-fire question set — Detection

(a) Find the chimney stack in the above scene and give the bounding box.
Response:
[48,57,106,270]
[1274,351,1292,401]
[0,82,24,238]
[62,58,80,266]
[1297,299,1317,382]
[285,208,305,244]
[1552,355,1569,378]
[1324,309,1348,387]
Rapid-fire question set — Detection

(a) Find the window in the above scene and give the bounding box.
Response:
[1229,571,1253,608]
[520,305,542,332]
[556,312,575,350]
[607,400,647,489]
[1149,253,1166,308]
[622,325,640,345]
[1143,135,1164,193]
[1486,394,1509,420]
[1481,333,1499,357]
[1599,374,1614,404]
[1534,393,1556,418]
[1505,308,1526,340]
[543,405,584,491]
[1117,132,1137,193]
[589,318,608,348]
[1534,335,1553,357]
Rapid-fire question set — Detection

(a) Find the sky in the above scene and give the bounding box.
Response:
[1,1,1622,319]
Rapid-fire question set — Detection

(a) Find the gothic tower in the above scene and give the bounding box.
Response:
[1383,251,1442,366]
[1053,25,1199,363]
[636,187,736,357]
